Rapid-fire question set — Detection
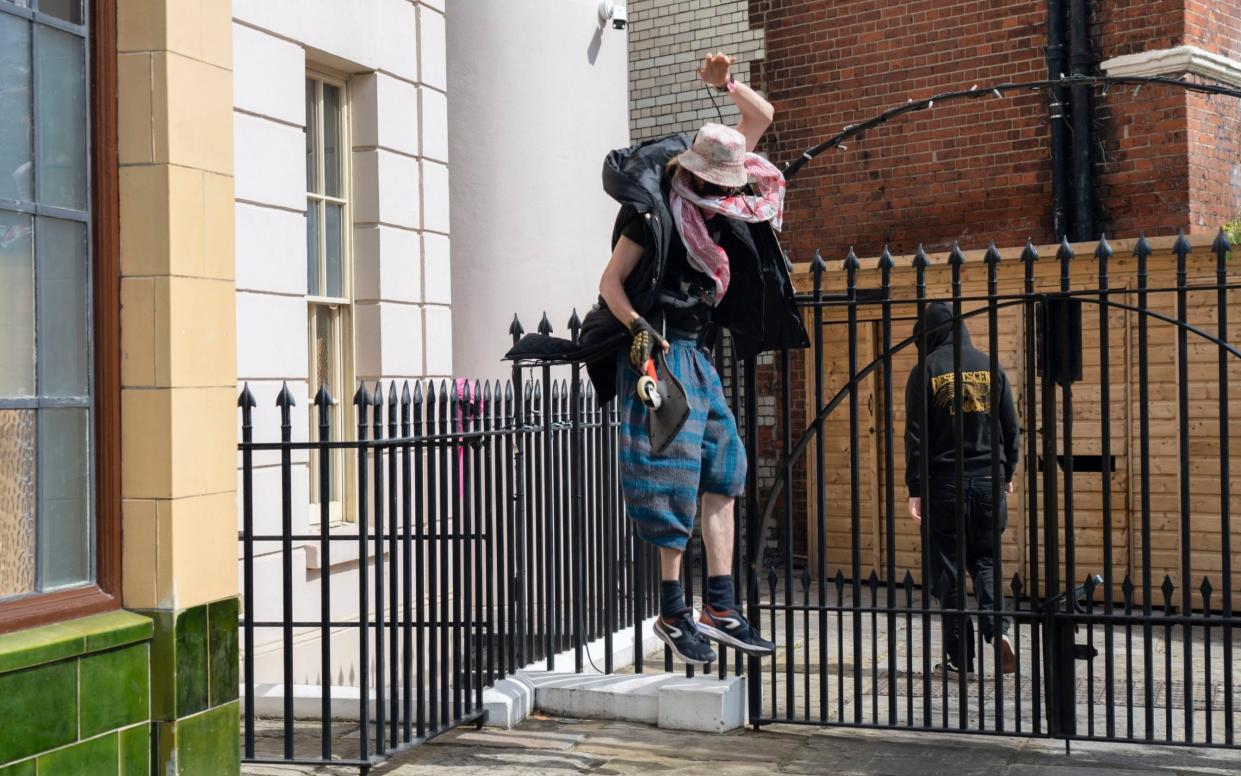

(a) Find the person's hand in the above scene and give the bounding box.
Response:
[908,497,921,525]
[628,316,668,373]
[698,52,733,89]
[1006,481,1015,495]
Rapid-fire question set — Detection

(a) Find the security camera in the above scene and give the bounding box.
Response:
[599,0,628,30]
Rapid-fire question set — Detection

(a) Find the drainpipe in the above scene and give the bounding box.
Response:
[1046,0,1071,241]
[1068,0,1096,241]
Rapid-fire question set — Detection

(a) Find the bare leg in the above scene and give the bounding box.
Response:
[701,492,735,577]
[660,546,683,582]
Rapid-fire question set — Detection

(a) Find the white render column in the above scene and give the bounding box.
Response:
[447,0,631,381]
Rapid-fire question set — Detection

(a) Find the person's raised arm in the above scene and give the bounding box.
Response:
[599,233,670,369]
[697,52,774,153]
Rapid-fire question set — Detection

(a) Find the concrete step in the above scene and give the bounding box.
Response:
[522,670,747,733]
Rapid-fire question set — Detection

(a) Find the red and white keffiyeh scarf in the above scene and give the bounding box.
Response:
[668,154,785,300]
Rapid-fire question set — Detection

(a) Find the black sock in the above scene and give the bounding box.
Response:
[706,575,736,612]
[660,580,686,620]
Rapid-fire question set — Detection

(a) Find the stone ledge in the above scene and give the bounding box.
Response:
[1101,45,1241,89]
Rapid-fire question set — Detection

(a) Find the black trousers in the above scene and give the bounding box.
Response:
[927,475,1012,669]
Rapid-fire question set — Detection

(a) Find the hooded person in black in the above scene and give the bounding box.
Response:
[904,301,1020,674]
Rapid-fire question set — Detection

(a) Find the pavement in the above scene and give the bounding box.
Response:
[241,714,1241,775]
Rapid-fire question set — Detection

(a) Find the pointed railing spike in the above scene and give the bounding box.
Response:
[568,308,582,331]
[913,244,930,268]
[878,244,895,270]
[276,380,296,408]
[372,381,384,406]
[983,241,1002,265]
[1057,235,1074,262]
[1133,231,1153,261]
[1094,233,1112,262]
[1172,228,1192,262]
[388,380,398,408]
[401,380,411,403]
[1020,237,1039,265]
[353,382,371,407]
[509,314,525,339]
[413,379,424,404]
[811,249,828,276]
[238,382,256,408]
[314,385,333,408]
[948,242,966,266]
[1161,575,1175,601]
[843,245,860,271]
[1213,226,1232,262]
[538,312,553,335]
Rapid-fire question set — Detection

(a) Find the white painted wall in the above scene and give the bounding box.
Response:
[232,0,447,689]
[447,0,631,380]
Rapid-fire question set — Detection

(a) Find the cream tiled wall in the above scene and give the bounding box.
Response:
[118,0,238,611]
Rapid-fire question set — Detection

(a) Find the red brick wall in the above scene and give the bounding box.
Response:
[750,0,1054,263]
[1184,1,1241,232]
[1092,1,1192,239]
[747,0,1233,259]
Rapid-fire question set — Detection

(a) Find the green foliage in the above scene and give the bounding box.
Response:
[1227,218,1241,260]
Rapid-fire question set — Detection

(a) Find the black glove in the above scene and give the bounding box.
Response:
[628,316,665,374]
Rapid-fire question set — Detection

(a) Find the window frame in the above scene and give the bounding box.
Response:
[305,68,356,527]
[0,0,121,634]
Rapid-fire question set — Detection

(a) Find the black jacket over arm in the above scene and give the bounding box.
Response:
[904,302,1021,496]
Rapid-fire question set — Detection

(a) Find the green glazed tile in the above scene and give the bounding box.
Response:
[207,598,239,707]
[0,660,77,763]
[176,702,239,776]
[0,759,36,776]
[0,622,83,674]
[146,610,177,719]
[176,605,209,717]
[153,720,176,776]
[80,644,150,737]
[120,723,150,776]
[78,611,154,653]
[37,733,117,776]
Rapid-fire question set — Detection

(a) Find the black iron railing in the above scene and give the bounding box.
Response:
[751,231,1241,749]
[237,312,672,771]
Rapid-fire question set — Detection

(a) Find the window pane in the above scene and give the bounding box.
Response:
[316,305,335,400]
[0,410,37,600]
[306,199,319,295]
[0,210,35,397]
[305,78,317,194]
[34,25,86,211]
[323,83,341,198]
[325,202,343,298]
[0,13,33,204]
[37,217,87,397]
[37,0,82,24]
[38,407,90,589]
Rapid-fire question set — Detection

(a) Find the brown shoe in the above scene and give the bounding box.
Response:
[999,634,1017,674]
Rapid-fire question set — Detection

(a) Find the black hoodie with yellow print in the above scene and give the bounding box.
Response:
[903,302,1021,496]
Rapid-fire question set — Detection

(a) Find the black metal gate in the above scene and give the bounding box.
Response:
[748,231,1241,748]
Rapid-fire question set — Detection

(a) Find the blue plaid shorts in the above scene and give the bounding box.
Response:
[617,338,747,551]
